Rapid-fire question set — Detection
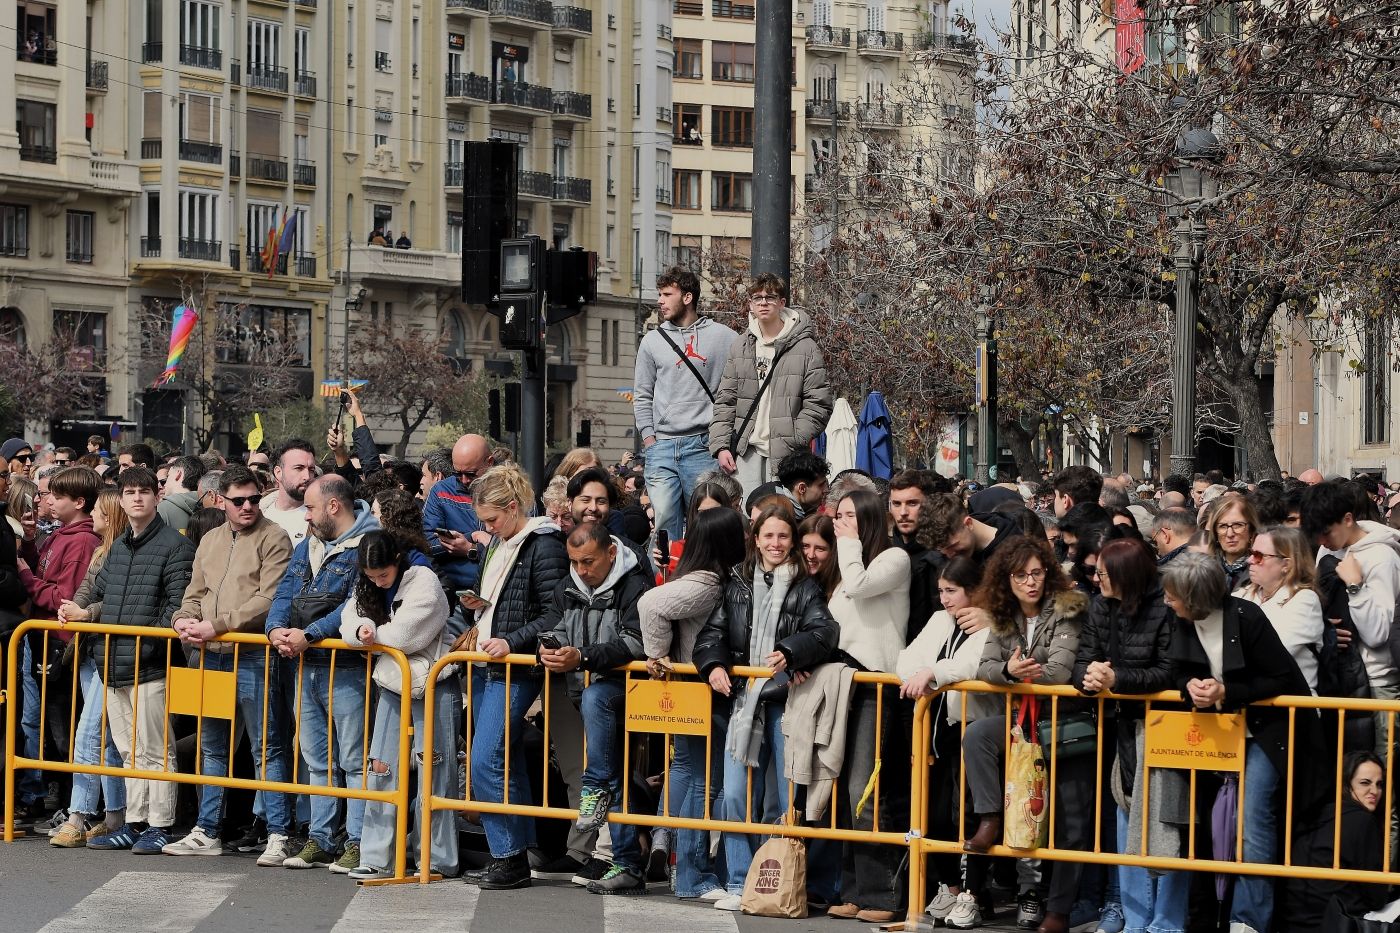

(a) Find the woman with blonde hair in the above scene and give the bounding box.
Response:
[50,487,129,847]
[553,447,602,480]
[460,464,568,890]
[1238,525,1324,692]
[1205,494,1260,592]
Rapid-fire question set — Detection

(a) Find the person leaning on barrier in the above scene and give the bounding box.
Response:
[459,464,568,892]
[536,521,652,896]
[1072,538,1186,933]
[692,500,839,912]
[59,466,194,856]
[161,465,294,864]
[1162,551,1325,933]
[637,506,747,900]
[339,530,462,882]
[959,536,1089,933]
[264,473,382,874]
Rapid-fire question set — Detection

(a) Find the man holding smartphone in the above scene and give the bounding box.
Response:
[422,433,494,599]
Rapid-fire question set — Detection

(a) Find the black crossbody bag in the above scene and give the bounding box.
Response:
[655,327,715,402]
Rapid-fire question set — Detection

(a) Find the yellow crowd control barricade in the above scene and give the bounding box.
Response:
[418,652,933,922]
[3,619,418,882]
[904,680,1400,929]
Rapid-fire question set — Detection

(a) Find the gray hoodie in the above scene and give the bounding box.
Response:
[633,316,738,441]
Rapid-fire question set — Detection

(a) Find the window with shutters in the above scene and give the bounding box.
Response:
[672,169,701,209]
[865,0,885,31]
[674,38,702,78]
[711,107,753,147]
[711,42,754,82]
[65,211,95,263]
[711,172,753,211]
[179,92,220,143]
[246,108,281,158]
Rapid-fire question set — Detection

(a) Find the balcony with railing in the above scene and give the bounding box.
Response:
[712,0,753,18]
[293,161,316,186]
[350,244,462,285]
[805,98,849,122]
[141,41,162,63]
[179,237,222,262]
[658,24,673,39]
[495,80,554,113]
[295,0,317,6]
[553,176,591,203]
[805,24,850,51]
[490,0,553,27]
[855,101,903,127]
[294,71,317,97]
[914,30,977,55]
[656,186,672,206]
[229,247,241,270]
[140,236,161,257]
[445,162,463,187]
[180,44,223,70]
[230,151,241,177]
[179,140,223,164]
[446,72,491,102]
[673,0,702,12]
[140,138,162,159]
[247,63,289,93]
[553,90,592,120]
[19,144,57,164]
[244,249,287,275]
[86,59,108,91]
[88,158,141,193]
[296,254,317,277]
[552,5,591,34]
[519,170,554,199]
[248,155,289,182]
[448,0,490,12]
[856,30,903,55]
[657,106,672,123]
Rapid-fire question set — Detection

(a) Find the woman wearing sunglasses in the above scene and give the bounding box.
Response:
[1238,526,1324,693]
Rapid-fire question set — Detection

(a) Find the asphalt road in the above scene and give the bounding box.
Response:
[0,834,1031,932]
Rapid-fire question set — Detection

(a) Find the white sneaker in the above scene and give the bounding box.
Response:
[926,883,959,919]
[256,833,293,868]
[161,827,223,856]
[713,894,742,911]
[695,888,728,902]
[944,891,984,930]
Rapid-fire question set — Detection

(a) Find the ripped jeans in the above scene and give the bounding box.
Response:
[359,676,464,875]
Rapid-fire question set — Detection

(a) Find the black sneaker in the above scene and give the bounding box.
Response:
[466,854,532,890]
[1017,889,1044,929]
[530,853,584,881]
[586,864,646,896]
[230,818,268,853]
[645,844,670,883]
[570,856,612,886]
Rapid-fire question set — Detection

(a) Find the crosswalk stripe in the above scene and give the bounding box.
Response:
[36,871,241,933]
[331,881,478,933]
[604,895,741,933]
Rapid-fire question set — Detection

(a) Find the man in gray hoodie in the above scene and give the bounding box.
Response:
[156,455,205,533]
[633,266,738,540]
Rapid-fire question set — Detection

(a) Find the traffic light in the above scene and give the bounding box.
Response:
[575,419,591,448]
[546,247,599,324]
[462,140,518,306]
[495,236,548,350]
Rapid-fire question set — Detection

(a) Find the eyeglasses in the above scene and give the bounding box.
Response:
[1011,569,1047,584]
[1249,550,1284,562]
[53,458,71,465]
[1215,521,1251,534]
[1088,567,1108,580]
[455,468,481,482]
[226,494,263,508]
[748,293,781,304]
[11,453,34,463]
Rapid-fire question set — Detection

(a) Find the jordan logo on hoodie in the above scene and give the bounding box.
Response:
[675,334,708,366]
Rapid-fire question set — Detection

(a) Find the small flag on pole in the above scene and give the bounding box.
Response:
[319,379,368,397]
[260,206,282,274]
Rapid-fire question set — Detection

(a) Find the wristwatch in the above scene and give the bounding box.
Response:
[1346,583,1364,597]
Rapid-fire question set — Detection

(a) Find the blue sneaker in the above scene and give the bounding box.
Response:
[1096,903,1126,933]
[87,823,140,850]
[132,825,173,854]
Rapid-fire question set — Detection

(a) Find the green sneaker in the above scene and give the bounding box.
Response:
[328,842,360,875]
[586,864,646,896]
[282,839,335,869]
[575,786,611,833]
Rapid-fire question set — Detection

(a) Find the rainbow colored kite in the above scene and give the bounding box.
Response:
[151,304,199,387]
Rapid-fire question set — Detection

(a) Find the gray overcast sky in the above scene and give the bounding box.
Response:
[959,0,1013,49]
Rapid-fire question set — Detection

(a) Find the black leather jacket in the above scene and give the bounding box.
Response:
[692,567,838,678]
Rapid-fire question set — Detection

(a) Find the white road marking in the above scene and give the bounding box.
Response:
[605,894,742,933]
[36,871,241,933]
[331,880,478,933]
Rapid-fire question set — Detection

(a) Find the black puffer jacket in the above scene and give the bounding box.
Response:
[87,515,195,687]
[489,525,568,671]
[1072,587,1178,709]
[0,519,27,641]
[692,568,838,678]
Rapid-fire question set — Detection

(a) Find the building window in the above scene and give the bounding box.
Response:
[712,42,754,82]
[711,172,753,212]
[712,107,754,147]
[674,102,702,143]
[0,307,26,345]
[446,210,463,254]
[53,309,107,366]
[712,235,751,270]
[673,169,701,209]
[17,1,57,64]
[674,38,702,78]
[672,234,702,270]
[247,19,281,69]
[0,205,29,258]
[217,304,312,366]
[178,189,220,256]
[16,99,56,163]
[1363,317,1390,446]
[65,211,95,263]
[180,0,221,56]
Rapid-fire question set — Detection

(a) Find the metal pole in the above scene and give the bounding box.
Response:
[343,233,352,383]
[1169,213,1197,479]
[975,302,997,485]
[752,0,791,281]
[519,344,546,494]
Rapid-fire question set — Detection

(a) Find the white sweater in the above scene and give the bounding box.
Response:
[340,565,452,698]
[1240,584,1323,693]
[895,610,994,723]
[829,537,909,672]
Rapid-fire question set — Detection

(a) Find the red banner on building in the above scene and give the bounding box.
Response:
[1114,0,1147,74]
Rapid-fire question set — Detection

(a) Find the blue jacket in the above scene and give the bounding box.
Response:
[421,476,483,592]
[266,501,381,659]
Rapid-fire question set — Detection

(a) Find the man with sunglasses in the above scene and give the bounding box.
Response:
[164,464,294,861]
[422,432,493,598]
[1,438,35,479]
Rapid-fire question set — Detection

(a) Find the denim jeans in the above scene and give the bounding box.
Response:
[666,730,725,896]
[296,663,368,849]
[644,434,716,540]
[361,678,462,875]
[1116,808,1189,933]
[18,639,43,804]
[1231,742,1279,932]
[192,648,294,837]
[471,675,542,858]
[67,657,125,816]
[720,700,788,894]
[578,678,643,872]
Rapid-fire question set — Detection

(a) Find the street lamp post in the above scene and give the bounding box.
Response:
[974,286,997,485]
[1163,120,1220,479]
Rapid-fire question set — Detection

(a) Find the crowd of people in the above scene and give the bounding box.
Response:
[0,268,1397,933]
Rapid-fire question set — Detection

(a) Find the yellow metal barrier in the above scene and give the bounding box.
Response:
[905,679,1400,926]
[2,619,418,882]
[417,652,933,924]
